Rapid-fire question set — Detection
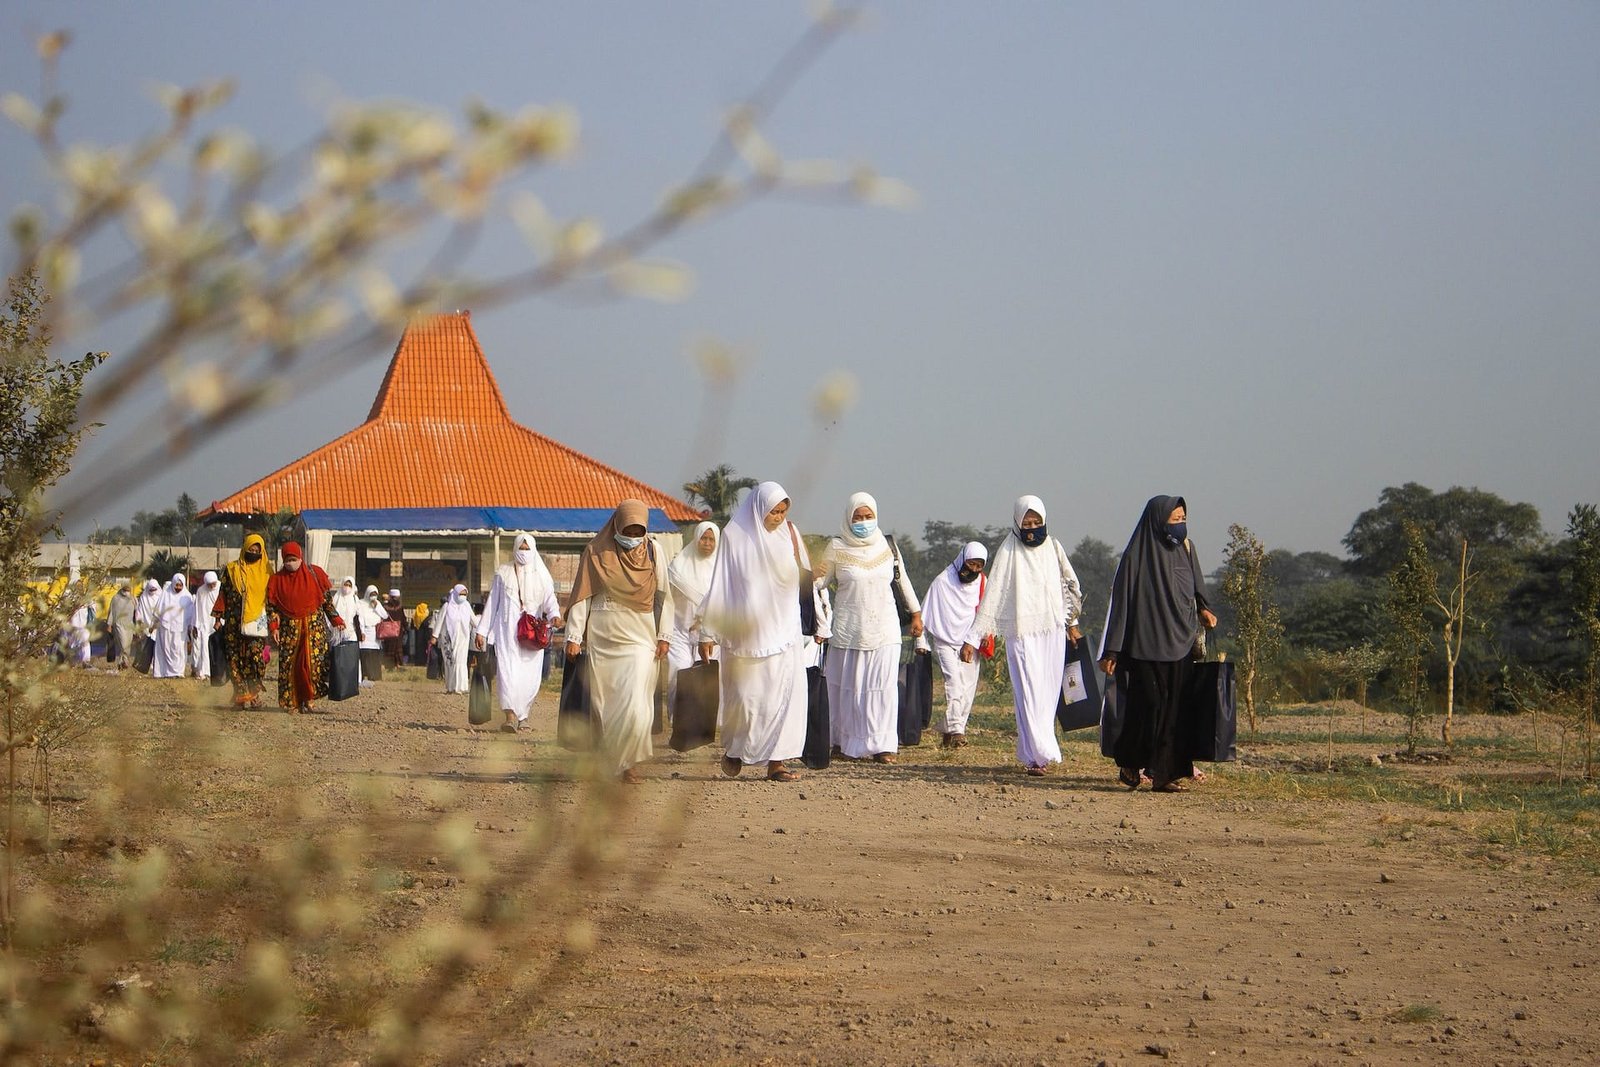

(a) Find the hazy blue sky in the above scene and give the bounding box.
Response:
[4,1,1597,561]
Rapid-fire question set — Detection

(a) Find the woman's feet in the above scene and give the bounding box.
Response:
[1025,764,1047,777]
[620,767,644,785]
[766,761,800,782]
[1118,766,1141,790]
[1151,779,1189,793]
[871,752,896,765]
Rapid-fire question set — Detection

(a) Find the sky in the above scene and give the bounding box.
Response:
[3,1,1598,561]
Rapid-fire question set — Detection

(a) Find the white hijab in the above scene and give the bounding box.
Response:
[157,574,193,634]
[136,579,162,626]
[193,570,221,620]
[699,480,809,657]
[829,490,892,570]
[921,541,989,646]
[359,585,385,626]
[973,495,1082,640]
[498,532,554,611]
[332,576,361,622]
[667,521,720,607]
[439,583,474,632]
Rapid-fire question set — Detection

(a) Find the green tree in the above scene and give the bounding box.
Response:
[1,269,104,947]
[1220,524,1282,733]
[682,464,757,524]
[1385,520,1436,755]
[1069,536,1118,648]
[1566,504,1600,779]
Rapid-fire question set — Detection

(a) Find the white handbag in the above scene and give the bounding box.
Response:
[241,613,269,639]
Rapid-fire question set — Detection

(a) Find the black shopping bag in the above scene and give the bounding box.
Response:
[1099,670,1124,758]
[1056,636,1103,733]
[801,664,831,770]
[557,652,599,750]
[1185,660,1238,762]
[468,644,496,725]
[132,635,155,674]
[669,661,719,752]
[426,643,443,680]
[209,629,230,686]
[897,651,933,748]
[329,641,360,701]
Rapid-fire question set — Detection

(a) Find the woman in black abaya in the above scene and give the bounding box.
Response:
[1097,495,1217,793]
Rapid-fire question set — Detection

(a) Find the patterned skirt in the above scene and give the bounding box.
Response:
[229,633,268,699]
[277,615,332,708]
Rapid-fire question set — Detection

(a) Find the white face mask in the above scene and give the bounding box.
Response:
[614,533,644,552]
[514,547,532,565]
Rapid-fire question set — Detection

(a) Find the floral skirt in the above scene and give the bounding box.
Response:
[277,616,332,708]
[229,633,268,698]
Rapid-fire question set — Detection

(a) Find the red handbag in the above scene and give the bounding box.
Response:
[516,612,551,650]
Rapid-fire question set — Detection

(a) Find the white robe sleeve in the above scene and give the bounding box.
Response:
[475,574,504,640]
[566,597,591,645]
[1057,540,1083,628]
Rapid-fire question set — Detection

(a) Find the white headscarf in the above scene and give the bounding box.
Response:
[157,574,193,635]
[332,575,361,624]
[830,490,892,570]
[193,570,221,624]
[499,532,555,611]
[667,521,719,607]
[699,480,808,657]
[972,495,1083,640]
[920,541,989,646]
[439,582,474,632]
[136,579,162,627]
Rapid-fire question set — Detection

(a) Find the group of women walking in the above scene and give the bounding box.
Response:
[188,484,1214,793]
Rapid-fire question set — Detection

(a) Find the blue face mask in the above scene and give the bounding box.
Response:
[1164,521,1187,547]
[849,519,877,539]
[614,533,644,551]
[1018,525,1047,547]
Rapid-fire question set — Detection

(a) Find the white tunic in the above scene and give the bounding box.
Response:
[152,587,194,678]
[436,601,474,694]
[475,568,559,720]
[567,592,671,773]
[721,639,808,765]
[1007,628,1067,767]
[823,542,919,758]
[191,580,220,677]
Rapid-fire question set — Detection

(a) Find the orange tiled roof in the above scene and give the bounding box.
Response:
[204,312,699,522]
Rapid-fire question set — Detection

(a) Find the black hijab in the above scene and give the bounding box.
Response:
[1099,494,1209,662]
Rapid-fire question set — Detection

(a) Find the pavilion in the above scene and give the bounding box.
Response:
[201,311,698,607]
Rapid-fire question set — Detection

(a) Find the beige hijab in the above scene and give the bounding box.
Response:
[567,499,657,612]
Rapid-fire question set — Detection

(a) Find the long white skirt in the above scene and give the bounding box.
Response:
[152,628,187,678]
[1006,628,1065,767]
[587,606,657,774]
[440,628,471,693]
[932,638,980,735]
[494,639,545,720]
[721,639,806,766]
[825,643,900,759]
[191,622,213,678]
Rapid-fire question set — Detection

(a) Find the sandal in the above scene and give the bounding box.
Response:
[620,767,643,785]
[1025,765,1046,777]
[720,756,742,778]
[1118,767,1141,790]
[1152,779,1189,793]
[766,768,800,782]
[871,753,896,765]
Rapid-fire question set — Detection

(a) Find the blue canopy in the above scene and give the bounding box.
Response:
[300,507,680,534]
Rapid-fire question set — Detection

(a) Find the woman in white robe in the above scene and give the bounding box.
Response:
[436,583,474,694]
[819,492,922,763]
[67,603,92,667]
[915,542,991,747]
[698,481,810,782]
[564,503,671,780]
[135,579,162,635]
[356,585,385,684]
[665,521,719,714]
[962,496,1084,776]
[152,573,195,678]
[330,576,362,645]
[190,571,221,679]
[475,533,561,731]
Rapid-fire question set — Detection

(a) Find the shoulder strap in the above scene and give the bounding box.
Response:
[885,535,902,579]
[787,521,803,564]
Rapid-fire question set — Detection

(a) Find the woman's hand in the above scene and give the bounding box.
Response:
[550,614,563,629]
[473,633,485,651]
[908,611,924,638]
[1067,624,1082,647]
[1200,608,1218,630]
[655,639,670,661]
[1098,655,1117,677]
[565,640,582,659]
[959,643,976,664]
[698,641,715,661]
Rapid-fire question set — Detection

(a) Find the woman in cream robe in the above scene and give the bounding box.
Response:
[476,534,561,730]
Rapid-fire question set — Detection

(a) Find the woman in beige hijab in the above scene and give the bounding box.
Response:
[564,500,673,783]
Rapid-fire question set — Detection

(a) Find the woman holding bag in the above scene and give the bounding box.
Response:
[475,533,561,733]
[962,495,1084,777]
[213,534,273,707]
[563,501,673,782]
[1097,495,1217,793]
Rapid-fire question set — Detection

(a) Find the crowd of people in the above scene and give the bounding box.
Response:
[66,486,1216,793]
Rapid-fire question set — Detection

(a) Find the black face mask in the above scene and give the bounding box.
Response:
[1018,525,1047,548]
[243,550,262,562]
[957,565,983,584]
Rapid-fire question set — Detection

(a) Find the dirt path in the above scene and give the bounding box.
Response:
[34,669,1600,1065]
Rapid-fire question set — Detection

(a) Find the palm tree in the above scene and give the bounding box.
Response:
[682,464,756,523]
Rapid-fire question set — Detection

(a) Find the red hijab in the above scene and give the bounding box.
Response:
[267,542,332,618]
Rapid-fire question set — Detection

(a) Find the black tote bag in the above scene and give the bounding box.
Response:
[1185,660,1238,762]
[1056,636,1103,733]
[669,661,720,752]
[557,652,599,751]
[426,643,443,680]
[801,663,831,770]
[1098,670,1125,759]
[329,641,360,701]
[467,644,496,725]
[132,635,155,674]
[208,629,230,686]
[897,651,933,747]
